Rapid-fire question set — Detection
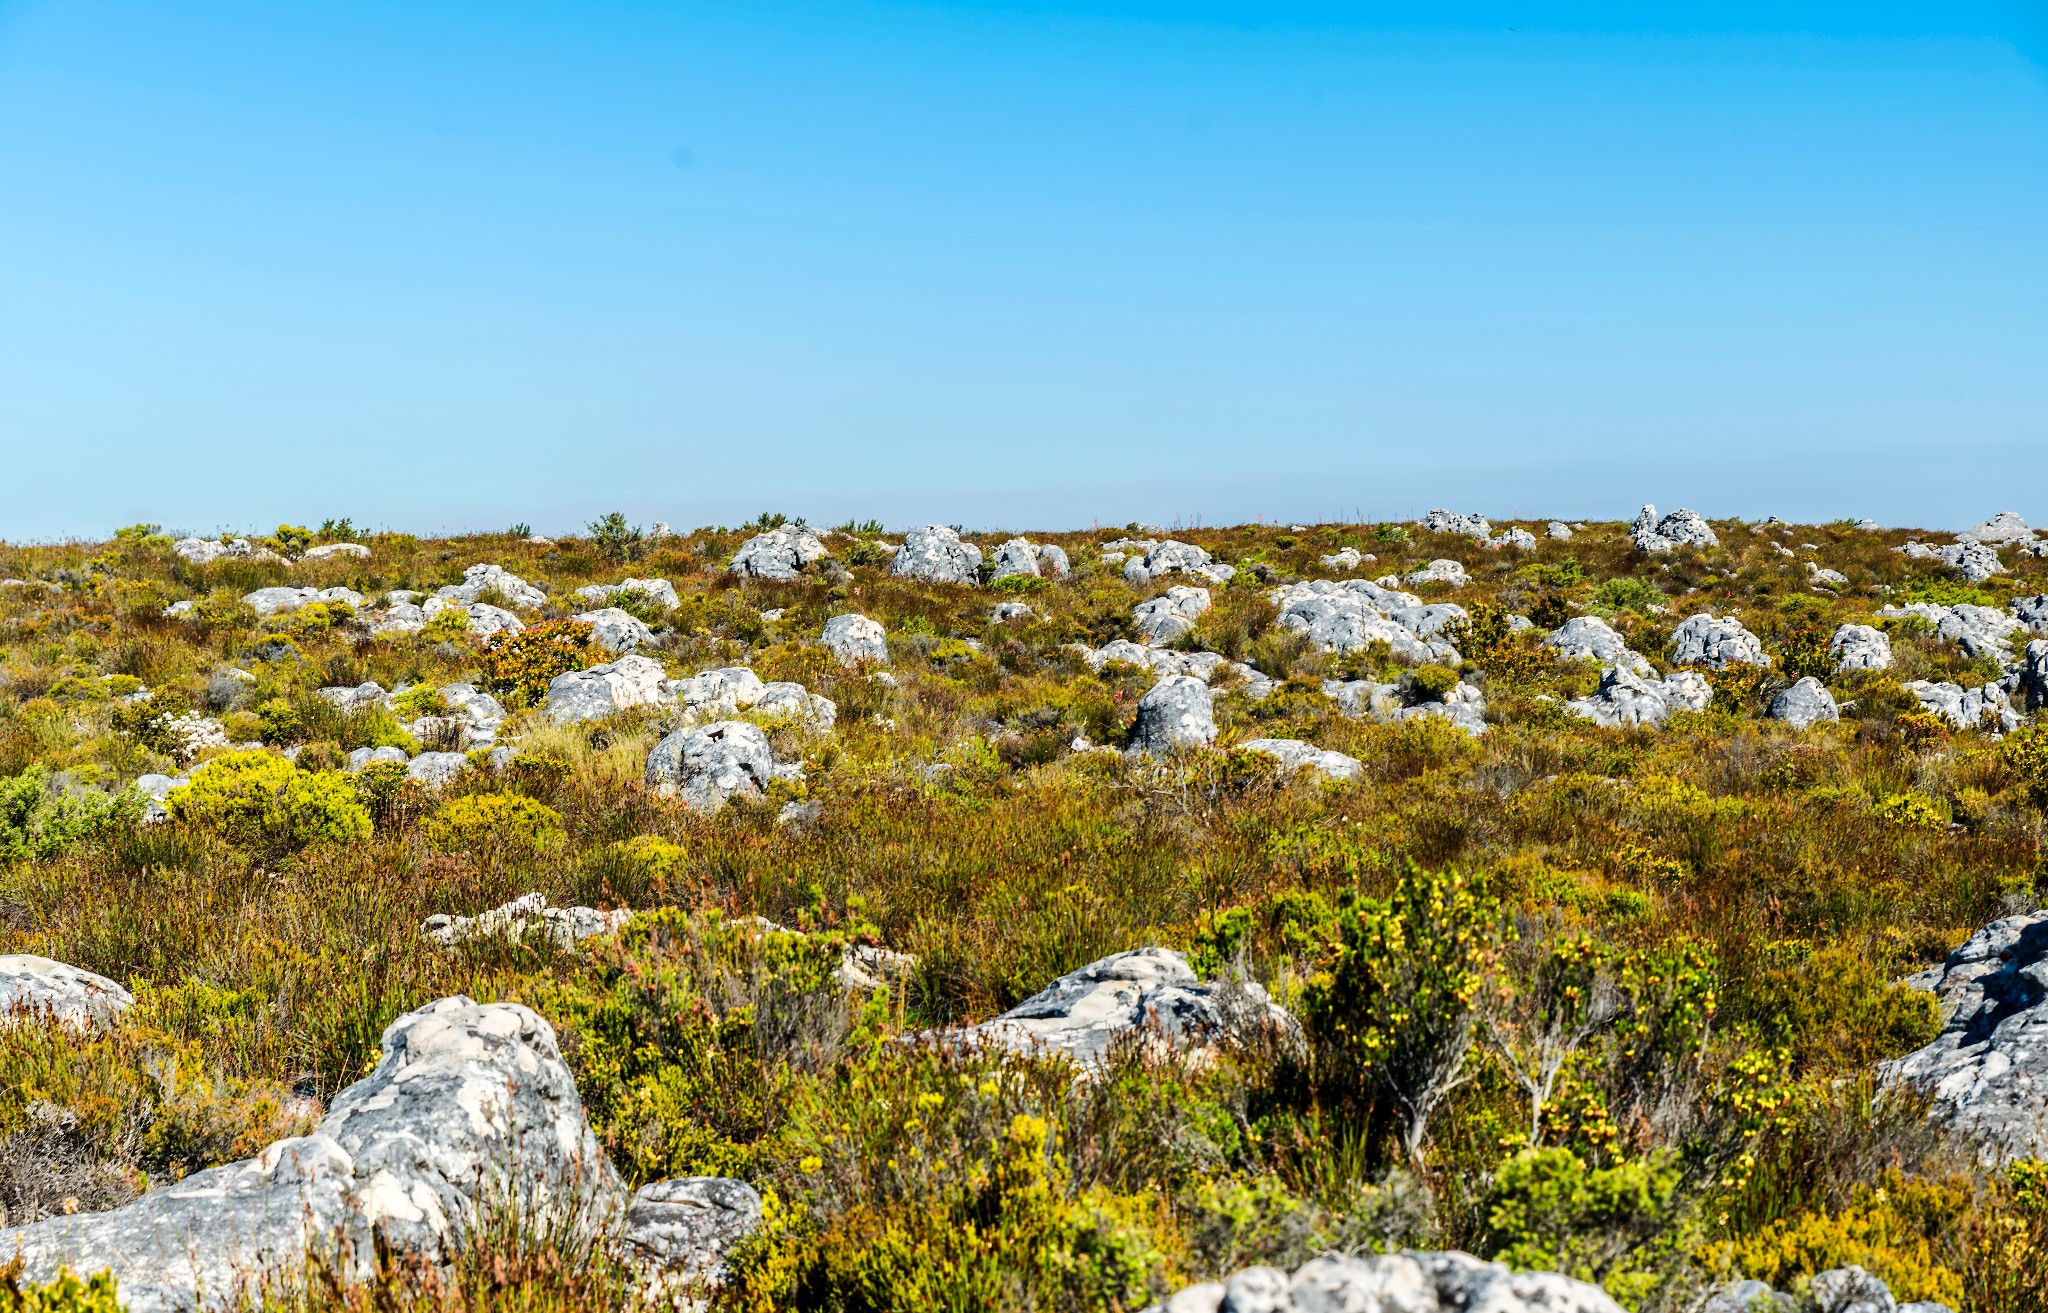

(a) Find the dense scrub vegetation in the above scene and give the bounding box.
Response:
[1,514,2045,1311]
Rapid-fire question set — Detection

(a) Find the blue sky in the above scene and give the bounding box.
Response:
[1,1,2043,539]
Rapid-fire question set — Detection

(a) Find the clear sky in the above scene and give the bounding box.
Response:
[1,1,2043,540]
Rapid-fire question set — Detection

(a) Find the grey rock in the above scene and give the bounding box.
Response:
[545,654,672,723]
[1890,910,2048,1160]
[1897,539,2006,583]
[1145,1251,1623,1313]
[1570,666,1714,728]
[406,752,469,789]
[645,720,778,813]
[1670,613,1768,668]
[821,613,888,665]
[299,542,369,562]
[669,666,767,721]
[421,597,525,637]
[1140,540,1235,585]
[161,600,197,619]
[730,527,829,580]
[422,893,631,950]
[1831,624,1893,672]
[574,577,679,610]
[1036,543,1070,578]
[1546,521,1574,540]
[1879,602,2023,660]
[487,746,518,772]
[1810,1266,1897,1313]
[0,956,134,1028]
[1127,675,1217,754]
[1768,676,1839,729]
[620,1177,762,1295]
[992,601,1033,621]
[346,746,408,771]
[1807,563,1849,587]
[989,537,1043,580]
[317,681,388,714]
[242,586,366,617]
[1631,504,1720,553]
[1904,679,2021,732]
[2015,594,2048,631]
[1074,643,1270,698]
[3,997,626,1312]
[1702,1279,1789,1313]
[434,563,546,609]
[753,681,837,732]
[1319,546,1374,570]
[1958,511,2035,545]
[574,606,656,654]
[1545,616,1653,676]
[1486,527,1539,550]
[1392,696,1490,738]
[947,947,1295,1069]
[132,773,181,801]
[1405,558,1469,587]
[1133,585,1212,646]
[1321,679,1403,718]
[890,525,982,584]
[1421,509,1491,538]
[776,799,823,829]
[2019,639,2048,710]
[1270,580,1457,663]
[171,536,261,564]
[1237,738,1362,781]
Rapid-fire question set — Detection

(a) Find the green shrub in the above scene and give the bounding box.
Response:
[425,792,566,853]
[479,621,596,706]
[1302,864,1513,1164]
[0,767,139,865]
[1588,577,1661,616]
[1481,1146,1687,1298]
[389,684,449,719]
[586,511,644,563]
[991,573,1050,595]
[165,751,370,854]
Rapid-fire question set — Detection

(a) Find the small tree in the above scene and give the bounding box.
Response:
[1488,929,1619,1148]
[587,511,644,563]
[1305,863,1513,1166]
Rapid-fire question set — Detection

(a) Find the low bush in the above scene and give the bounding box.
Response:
[165,751,370,855]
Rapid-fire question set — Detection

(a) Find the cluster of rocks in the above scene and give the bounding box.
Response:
[172,536,282,565]
[1705,1266,1952,1313]
[1133,585,1212,645]
[574,576,680,610]
[1890,910,2048,1161]
[1268,578,1464,663]
[990,536,1070,581]
[1421,509,1490,538]
[892,525,983,584]
[1128,675,1220,754]
[546,656,834,733]
[1669,613,1768,668]
[242,586,365,617]
[1109,539,1236,587]
[1323,676,1488,737]
[1318,546,1374,570]
[939,947,1295,1069]
[1073,641,1274,699]
[1897,540,2006,584]
[1546,616,1653,676]
[1903,679,2021,733]
[1237,737,1363,780]
[319,680,507,751]
[1569,666,1714,728]
[1831,623,1893,672]
[422,893,632,951]
[1878,602,2024,660]
[1,995,762,1307]
[1395,558,1471,587]
[1631,504,1719,553]
[730,526,830,579]
[1148,1251,1624,1313]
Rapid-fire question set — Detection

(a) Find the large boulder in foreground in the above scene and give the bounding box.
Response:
[945,947,1294,1070]
[1670,613,1767,669]
[1147,1251,1624,1313]
[545,654,671,723]
[1889,910,2048,1162]
[1568,666,1712,728]
[4,999,623,1308]
[0,955,134,1028]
